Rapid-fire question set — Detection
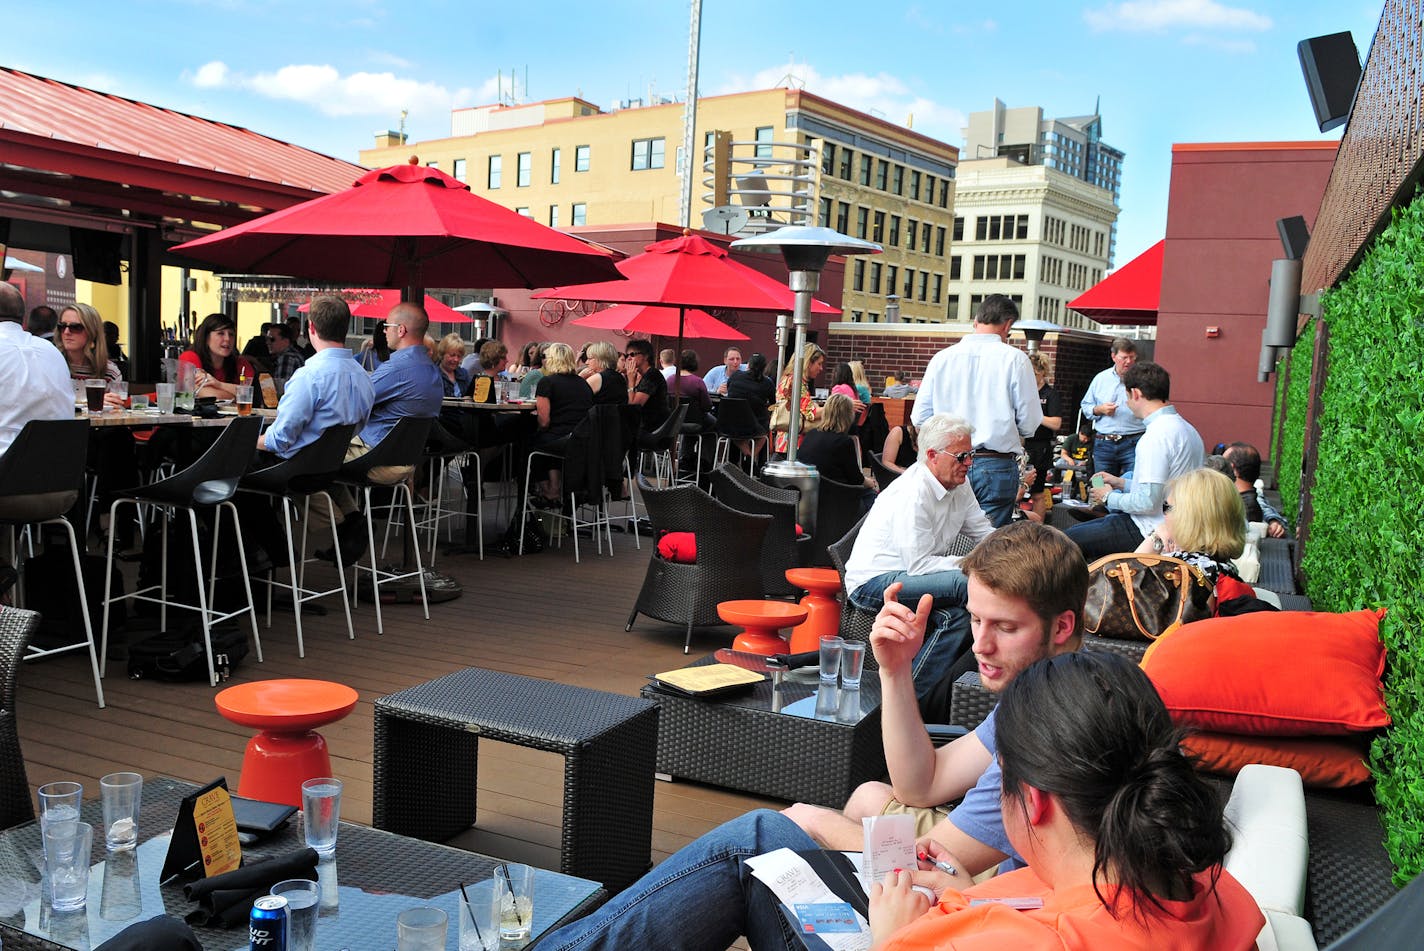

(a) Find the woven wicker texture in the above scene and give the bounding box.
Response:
[374,667,658,891]
[641,656,886,807]
[1258,537,1296,594]
[626,477,771,651]
[0,776,605,951]
[808,476,866,568]
[709,463,803,597]
[0,607,38,831]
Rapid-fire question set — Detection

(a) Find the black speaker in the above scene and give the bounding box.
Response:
[1298,32,1362,133]
[1276,216,1310,260]
[1265,259,1303,349]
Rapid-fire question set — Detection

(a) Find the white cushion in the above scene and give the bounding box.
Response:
[1223,764,1309,917]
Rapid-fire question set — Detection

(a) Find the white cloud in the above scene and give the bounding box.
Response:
[718,62,966,142]
[1084,0,1272,33]
[1182,33,1259,53]
[184,59,476,120]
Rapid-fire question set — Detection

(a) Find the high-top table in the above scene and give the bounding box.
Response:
[0,777,604,951]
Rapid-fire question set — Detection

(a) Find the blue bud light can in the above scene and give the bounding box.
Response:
[250,894,288,950]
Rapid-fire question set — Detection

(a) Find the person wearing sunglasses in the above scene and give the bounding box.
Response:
[842,412,993,696]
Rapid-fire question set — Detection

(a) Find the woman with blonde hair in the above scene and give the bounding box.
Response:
[1137,466,1246,591]
[848,359,872,404]
[56,303,122,385]
[435,333,470,397]
[772,343,825,454]
[530,342,594,504]
[798,393,877,512]
[584,342,627,405]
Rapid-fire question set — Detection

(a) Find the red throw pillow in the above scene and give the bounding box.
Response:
[1141,608,1388,736]
[1215,575,1255,605]
[1183,731,1373,788]
[656,532,697,564]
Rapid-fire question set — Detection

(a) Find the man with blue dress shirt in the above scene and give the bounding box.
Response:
[1079,337,1145,477]
[701,346,744,395]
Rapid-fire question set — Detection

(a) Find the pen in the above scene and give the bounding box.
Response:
[918,850,958,877]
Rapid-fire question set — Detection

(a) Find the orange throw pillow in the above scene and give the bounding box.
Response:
[1183,731,1373,788]
[1141,608,1388,736]
[656,532,697,564]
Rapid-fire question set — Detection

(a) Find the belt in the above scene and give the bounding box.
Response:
[973,449,1018,459]
[1095,433,1142,443]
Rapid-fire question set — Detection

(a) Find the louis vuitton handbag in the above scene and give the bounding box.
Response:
[1085,553,1213,642]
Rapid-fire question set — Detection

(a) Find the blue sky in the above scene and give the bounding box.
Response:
[2,0,1383,267]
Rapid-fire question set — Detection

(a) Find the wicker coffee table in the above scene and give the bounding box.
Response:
[373,667,659,892]
[640,656,886,807]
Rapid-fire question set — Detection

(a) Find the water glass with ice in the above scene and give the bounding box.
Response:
[495,863,535,942]
[301,777,342,856]
[459,883,501,950]
[818,636,844,685]
[396,906,448,951]
[99,771,142,851]
[44,819,93,911]
[39,780,83,833]
[155,382,175,414]
[271,878,320,951]
[840,641,867,689]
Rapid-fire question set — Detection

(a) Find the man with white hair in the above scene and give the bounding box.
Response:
[843,413,993,692]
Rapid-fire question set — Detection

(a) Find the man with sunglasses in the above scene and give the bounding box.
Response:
[843,413,992,694]
[265,323,305,381]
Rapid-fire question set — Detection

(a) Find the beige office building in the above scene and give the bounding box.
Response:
[943,157,1119,331]
[359,87,959,323]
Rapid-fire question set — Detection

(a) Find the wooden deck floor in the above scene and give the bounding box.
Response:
[15,524,785,880]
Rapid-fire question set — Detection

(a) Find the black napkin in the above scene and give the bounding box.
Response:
[182,847,319,928]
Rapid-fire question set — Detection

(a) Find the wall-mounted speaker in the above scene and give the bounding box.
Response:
[1298,32,1362,133]
[1265,258,1303,349]
[1258,329,1277,383]
[1276,215,1310,260]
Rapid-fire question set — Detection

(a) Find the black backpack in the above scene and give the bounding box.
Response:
[125,617,249,682]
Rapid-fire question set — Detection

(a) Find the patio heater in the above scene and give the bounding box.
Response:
[773,312,790,383]
[733,226,881,533]
[1014,319,1061,355]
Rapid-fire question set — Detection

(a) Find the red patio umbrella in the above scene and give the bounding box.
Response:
[171,160,621,296]
[571,304,748,340]
[298,290,473,323]
[1069,239,1163,326]
[536,232,837,394]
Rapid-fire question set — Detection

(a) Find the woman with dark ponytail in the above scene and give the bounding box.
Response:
[870,651,1262,949]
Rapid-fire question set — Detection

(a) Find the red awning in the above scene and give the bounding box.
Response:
[1068,239,1163,326]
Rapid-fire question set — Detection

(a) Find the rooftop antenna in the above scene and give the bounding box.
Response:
[398,109,408,139]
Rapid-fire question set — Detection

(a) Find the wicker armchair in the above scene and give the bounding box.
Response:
[708,463,803,597]
[809,474,866,567]
[825,517,877,669]
[0,606,39,830]
[626,476,772,652]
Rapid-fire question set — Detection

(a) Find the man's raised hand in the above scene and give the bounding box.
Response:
[870,582,934,673]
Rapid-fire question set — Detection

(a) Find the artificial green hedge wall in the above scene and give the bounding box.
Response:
[1303,192,1424,882]
[1273,318,1317,524]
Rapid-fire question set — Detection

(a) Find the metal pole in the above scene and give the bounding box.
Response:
[773,312,789,384]
[678,0,703,228]
[783,270,817,464]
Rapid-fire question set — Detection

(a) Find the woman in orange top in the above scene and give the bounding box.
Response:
[772,343,825,455]
[870,650,1263,950]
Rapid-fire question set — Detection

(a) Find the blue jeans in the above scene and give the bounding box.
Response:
[967,455,1020,527]
[1065,511,1145,562]
[1091,434,1141,478]
[538,810,814,950]
[850,570,972,698]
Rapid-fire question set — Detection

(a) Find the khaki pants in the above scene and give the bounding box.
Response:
[303,436,415,538]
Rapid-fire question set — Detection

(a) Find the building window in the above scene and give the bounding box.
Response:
[888,216,901,247]
[836,201,850,234]
[875,160,889,191]
[516,207,532,217]
[869,261,882,295]
[971,254,1027,280]
[575,145,590,172]
[935,227,946,256]
[953,217,964,242]
[859,154,872,186]
[910,170,922,202]
[872,211,885,243]
[947,294,959,320]
[839,148,853,181]
[818,198,831,228]
[891,165,904,195]
[452,158,467,182]
[551,148,561,183]
[754,126,774,159]
[853,259,866,292]
[922,227,932,254]
[856,206,869,239]
[571,202,587,226]
[631,137,665,170]
[885,265,898,295]
[938,180,950,207]
[517,152,532,187]
[924,175,936,205]
[821,142,836,175]
[917,271,928,301]
[950,256,962,280]
[426,161,439,169]
[487,155,502,189]
[932,274,943,304]
[549,205,559,228]
[906,219,918,250]
[903,267,914,298]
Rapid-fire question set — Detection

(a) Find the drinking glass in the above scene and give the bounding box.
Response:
[39,780,83,832]
[271,879,320,951]
[495,863,534,942]
[155,382,175,414]
[839,641,867,689]
[818,636,844,685]
[85,379,107,413]
[396,906,448,951]
[301,777,342,856]
[99,771,142,851]
[44,820,93,911]
[235,384,254,416]
[107,379,129,410]
[459,884,501,950]
[130,393,151,411]
[175,362,196,411]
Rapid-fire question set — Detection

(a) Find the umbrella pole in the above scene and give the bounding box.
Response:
[672,307,686,473]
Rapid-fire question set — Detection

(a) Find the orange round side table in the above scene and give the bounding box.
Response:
[719,599,809,655]
[785,567,844,654]
[215,679,359,807]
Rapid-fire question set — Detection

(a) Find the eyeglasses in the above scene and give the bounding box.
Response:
[58,322,86,333]
[933,448,975,465]
[1162,501,1174,514]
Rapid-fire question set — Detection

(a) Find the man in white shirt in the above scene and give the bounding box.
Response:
[1079,336,1146,477]
[1068,361,1204,560]
[658,348,678,380]
[910,295,1041,526]
[843,413,994,693]
[702,346,743,395]
[0,282,74,459]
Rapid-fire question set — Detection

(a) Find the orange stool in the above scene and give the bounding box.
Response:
[719,600,809,655]
[215,679,359,806]
[785,568,843,654]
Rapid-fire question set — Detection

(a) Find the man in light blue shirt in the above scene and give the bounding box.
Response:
[258,297,374,458]
[1079,337,1146,477]
[701,346,744,395]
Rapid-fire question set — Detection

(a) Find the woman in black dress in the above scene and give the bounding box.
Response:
[583,342,628,406]
[531,342,593,504]
[881,422,919,473]
[796,393,877,512]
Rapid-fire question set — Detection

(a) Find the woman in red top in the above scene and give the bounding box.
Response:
[871,651,1263,950]
[180,313,257,399]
